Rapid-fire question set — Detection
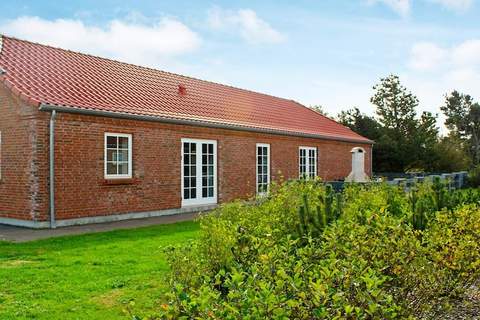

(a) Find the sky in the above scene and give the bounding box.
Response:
[1,0,479,128]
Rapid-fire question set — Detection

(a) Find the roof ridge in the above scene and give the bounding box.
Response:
[2,34,298,106]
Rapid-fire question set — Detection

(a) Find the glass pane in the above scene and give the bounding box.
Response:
[119,137,129,148]
[191,143,196,153]
[202,166,207,176]
[202,187,207,198]
[202,177,207,186]
[106,136,117,148]
[202,143,207,153]
[118,150,128,162]
[258,157,262,165]
[191,188,196,198]
[208,144,213,154]
[208,166,213,175]
[184,177,190,188]
[202,155,207,164]
[107,150,116,161]
[263,165,268,173]
[191,155,196,163]
[208,155,213,163]
[184,143,189,154]
[191,165,196,176]
[184,188,190,199]
[208,187,213,197]
[118,162,129,174]
[190,177,196,188]
[209,177,214,186]
[184,155,190,165]
[106,162,117,175]
[258,166,262,174]
[184,166,189,177]
[257,147,263,156]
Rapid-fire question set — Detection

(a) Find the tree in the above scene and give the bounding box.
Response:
[371,75,418,136]
[309,105,328,117]
[369,75,439,172]
[337,107,382,140]
[432,135,471,172]
[440,91,480,165]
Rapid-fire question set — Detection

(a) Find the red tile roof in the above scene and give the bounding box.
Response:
[0,35,372,143]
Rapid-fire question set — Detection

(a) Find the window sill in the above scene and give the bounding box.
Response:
[103,178,137,185]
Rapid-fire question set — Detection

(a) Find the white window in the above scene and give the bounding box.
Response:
[104,133,132,179]
[256,143,270,194]
[299,146,317,179]
[181,138,217,206]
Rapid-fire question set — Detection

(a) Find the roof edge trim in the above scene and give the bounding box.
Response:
[39,103,374,144]
[0,35,3,55]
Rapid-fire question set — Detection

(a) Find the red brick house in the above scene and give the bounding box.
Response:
[0,35,373,228]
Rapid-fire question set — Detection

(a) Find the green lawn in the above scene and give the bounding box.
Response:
[0,221,200,320]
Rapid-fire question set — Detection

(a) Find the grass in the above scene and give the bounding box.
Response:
[0,220,200,320]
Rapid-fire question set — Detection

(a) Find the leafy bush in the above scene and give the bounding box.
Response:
[468,165,480,187]
[153,181,480,319]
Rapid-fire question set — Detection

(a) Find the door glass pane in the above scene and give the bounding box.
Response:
[201,143,215,199]
[183,142,197,201]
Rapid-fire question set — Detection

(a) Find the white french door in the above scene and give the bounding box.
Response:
[181,138,217,207]
[299,146,317,179]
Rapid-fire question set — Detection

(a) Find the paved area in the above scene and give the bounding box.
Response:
[0,213,199,243]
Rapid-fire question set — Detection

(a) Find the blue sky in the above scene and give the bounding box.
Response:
[1,0,479,125]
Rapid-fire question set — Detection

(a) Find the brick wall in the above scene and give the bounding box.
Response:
[0,87,372,223]
[0,84,48,221]
[49,113,372,221]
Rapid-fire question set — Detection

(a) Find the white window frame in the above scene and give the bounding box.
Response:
[299,146,317,179]
[181,138,217,207]
[104,132,133,179]
[256,143,270,195]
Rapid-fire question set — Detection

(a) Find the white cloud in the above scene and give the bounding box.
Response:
[367,0,474,16]
[428,0,474,11]
[408,42,448,71]
[367,0,411,16]
[451,39,480,66]
[207,7,286,44]
[408,39,480,71]
[0,15,201,67]
[406,39,480,131]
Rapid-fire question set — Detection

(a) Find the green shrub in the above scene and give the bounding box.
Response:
[468,165,480,187]
[154,181,480,320]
